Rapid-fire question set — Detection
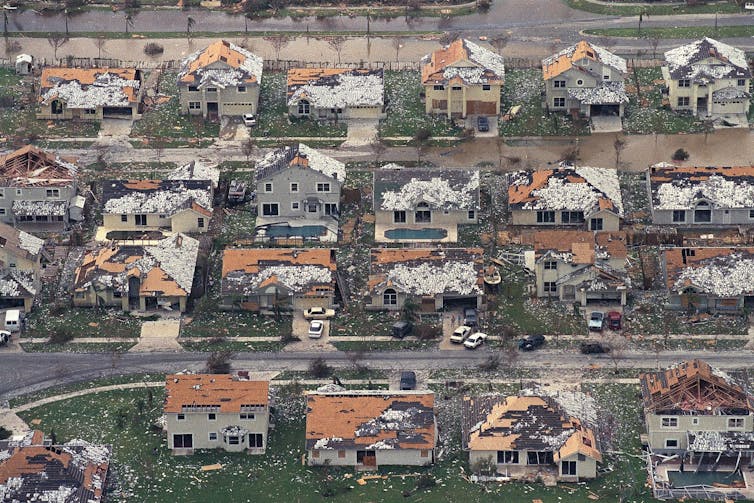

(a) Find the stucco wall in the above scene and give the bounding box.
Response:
[166,410,269,452]
[424,83,501,117]
[646,412,753,451]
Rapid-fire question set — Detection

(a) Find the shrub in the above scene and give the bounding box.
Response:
[143,43,164,57]
[206,350,235,374]
[672,148,689,161]
[0,427,11,440]
[471,456,496,476]
[416,473,436,490]
[308,357,331,378]
[50,328,74,345]
[413,127,431,143]
[478,354,501,371]
[415,324,440,341]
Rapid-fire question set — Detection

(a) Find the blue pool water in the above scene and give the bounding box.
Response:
[384,228,448,240]
[262,225,327,238]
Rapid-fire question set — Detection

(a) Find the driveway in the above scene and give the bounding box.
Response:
[132,318,182,352]
[284,312,335,351]
[438,309,466,350]
[464,115,499,138]
[590,116,623,134]
[99,118,133,137]
[343,119,378,147]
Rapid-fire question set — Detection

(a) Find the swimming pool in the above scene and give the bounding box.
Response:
[668,470,744,488]
[261,225,327,238]
[384,228,448,240]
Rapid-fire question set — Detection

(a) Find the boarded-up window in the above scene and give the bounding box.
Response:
[312,450,320,458]
[338,450,346,458]
[420,450,429,458]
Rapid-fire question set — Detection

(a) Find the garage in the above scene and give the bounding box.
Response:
[589,104,620,117]
[103,106,134,119]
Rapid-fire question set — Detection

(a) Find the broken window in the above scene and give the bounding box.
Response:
[51,100,63,114]
[527,451,553,465]
[325,203,338,216]
[188,85,199,92]
[728,417,744,429]
[497,450,519,464]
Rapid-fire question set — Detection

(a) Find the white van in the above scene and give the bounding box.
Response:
[5,309,21,332]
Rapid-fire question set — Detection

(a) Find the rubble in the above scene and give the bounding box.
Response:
[287,69,384,109]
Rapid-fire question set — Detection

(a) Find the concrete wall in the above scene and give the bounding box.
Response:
[510,209,620,231]
[171,208,209,233]
[37,102,139,121]
[103,211,208,234]
[663,64,750,116]
[179,82,260,118]
[256,167,342,221]
[469,449,597,480]
[0,184,76,227]
[288,102,384,120]
[544,62,625,115]
[308,448,432,467]
[72,286,188,312]
[374,208,477,229]
[424,83,501,118]
[646,412,753,452]
[367,289,481,311]
[534,259,626,305]
[166,409,269,453]
[652,207,754,226]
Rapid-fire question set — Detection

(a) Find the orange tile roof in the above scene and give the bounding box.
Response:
[180,40,259,85]
[421,38,504,85]
[305,391,436,451]
[663,247,754,291]
[542,41,599,80]
[529,230,593,254]
[164,374,269,413]
[222,248,335,277]
[650,165,754,183]
[39,67,140,104]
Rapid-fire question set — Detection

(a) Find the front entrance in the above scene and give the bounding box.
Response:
[207,102,219,120]
[128,276,140,309]
[357,450,376,467]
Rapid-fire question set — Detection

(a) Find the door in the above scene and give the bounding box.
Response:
[357,450,376,466]
[128,277,140,309]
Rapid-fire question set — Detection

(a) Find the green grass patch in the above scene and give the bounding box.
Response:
[565,0,742,16]
[179,339,286,352]
[585,24,754,39]
[331,339,436,351]
[181,307,291,339]
[625,298,748,335]
[330,307,395,338]
[21,342,137,353]
[25,306,142,339]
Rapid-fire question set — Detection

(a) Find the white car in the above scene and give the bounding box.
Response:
[303,307,335,320]
[463,332,488,349]
[308,320,324,339]
[242,113,257,127]
[450,325,472,343]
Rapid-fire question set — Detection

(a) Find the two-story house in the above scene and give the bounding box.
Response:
[0,145,82,232]
[220,248,337,313]
[366,248,484,312]
[72,233,199,312]
[101,179,212,235]
[508,164,623,231]
[542,40,628,121]
[373,166,479,243]
[306,390,436,468]
[165,374,270,455]
[648,164,754,226]
[37,67,143,121]
[177,40,262,120]
[286,68,385,121]
[663,38,751,120]
[421,38,505,119]
[0,221,45,312]
[462,395,602,481]
[525,230,628,306]
[255,143,345,242]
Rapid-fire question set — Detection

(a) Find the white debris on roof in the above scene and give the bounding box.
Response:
[168,161,220,188]
[144,234,199,293]
[675,253,754,297]
[387,261,481,296]
[103,183,211,215]
[40,72,140,107]
[464,39,505,80]
[664,37,750,81]
[12,199,67,216]
[542,41,626,74]
[355,407,425,437]
[365,439,398,450]
[238,265,332,293]
[288,72,384,108]
[316,383,345,393]
[0,270,36,297]
[380,171,480,211]
[179,42,262,89]
[298,144,346,182]
[521,388,598,425]
[568,81,629,105]
[63,439,111,470]
[17,230,44,256]
[655,174,754,210]
[220,425,250,437]
[313,437,343,450]
[712,86,750,102]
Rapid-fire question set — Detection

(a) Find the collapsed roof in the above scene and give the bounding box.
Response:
[421,38,505,86]
[167,160,220,189]
[663,246,754,297]
[649,164,754,210]
[102,179,212,216]
[0,220,44,262]
[178,40,263,89]
[664,37,751,82]
[39,67,141,108]
[164,374,269,413]
[374,167,480,212]
[0,145,78,188]
[528,230,627,263]
[542,40,627,80]
[255,143,345,183]
[287,68,384,109]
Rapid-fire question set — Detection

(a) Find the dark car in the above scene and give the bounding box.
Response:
[400,371,417,390]
[607,311,622,331]
[477,116,490,132]
[463,308,478,328]
[580,342,611,354]
[392,321,413,339]
[518,334,546,351]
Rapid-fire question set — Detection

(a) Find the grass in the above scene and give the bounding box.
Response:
[179,340,286,352]
[498,68,590,137]
[624,297,749,335]
[329,307,396,338]
[331,339,437,351]
[252,72,347,139]
[565,0,742,16]
[585,25,754,39]
[181,304,292,339]
[378,71,463,139]
[24,306,143,339]
[20,342,137,353]
[619,171,652,223]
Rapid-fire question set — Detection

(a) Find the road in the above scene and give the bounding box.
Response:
[2,349,754,400]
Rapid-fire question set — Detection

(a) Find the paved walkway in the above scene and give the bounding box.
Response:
[132,319,183,352]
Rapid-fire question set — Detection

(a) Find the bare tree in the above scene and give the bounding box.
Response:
[648,37,660,61]
[47,35,68,62]
[186,16,195,42]
[95,36,106,60]
[490,33,509,57]
[264,35,288,62]
[613,137,626,168]
[124,13,134,34]
[327,36,346,65]
[370,140,387,167]
[439,31,460,46]
[391,36,405,63]
[241,137,255,165]
[606,336,628,374]
[206,350,236,374]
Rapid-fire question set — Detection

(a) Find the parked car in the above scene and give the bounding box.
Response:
[399,371,417,390]
[463,332,488,349]
[580,342,610,354]
[607,311,622,331]
[0,330,9,346]
[450,325,472,344]
[308,320,324,338]
[392,321,413,339]
[477,116,489,132]
[588,311,605,332]
[303,307,335,320]
[242,113,257,127]
[463,308,478,328]
[518,334,546,351]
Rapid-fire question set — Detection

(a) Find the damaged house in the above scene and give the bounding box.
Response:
[0,430,111,503]
[663,37,751,121]
[286,68,385,121]
[366,248,484,312]
[0,221,46,312]
[662,246,754,313]
[220,248,337,313]
[648,164,754,226]
[101,178,213,235]
[462,395,602,481]
[72,233,199,312]
[37,67,143,120]
[306,390,436,468]
[164,374,270,455]
[0,145,83,232]
[542,40,628,122]
[508,165,623,231]
[641,360,754,501]
[255,143,345,242]
[421,38,505,118]
[373,166,480,243]
[524,230,628,306]
[177,40,263,119]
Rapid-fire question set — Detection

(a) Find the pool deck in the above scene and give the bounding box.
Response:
[653,459,754,499]
[374,223,457,243]
[255,217,338,242]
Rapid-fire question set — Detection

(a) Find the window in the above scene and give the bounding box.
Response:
[420,449,429,458]
[728,417,745,429]
[0,189,4,198]
[750,209,754,219]
[208,413,216,421]
[188,102,201,110]
[468,210,476,220]
[177,414,185,421]
[188,85,198,92]
[240,413,255,420]
[324,203,338,216]
[544,281,557,294]
[433,84,445,91]
[290,183,299,193]
[206,87,217,92]
[262,203,279,216]
[537,211,555,223]
[677,96,690,107]
[121,214,128,223]
[561,211,584,224]
[197,217,205,228]
[527,451,554,465]
[51,100,63,114]
[562,460,577,476]
[691,417,699,426]
[576,79,583,86]
[173,434,192,448]
[415,203,431,223]
[590,218,603,231]
[15,189,20,196]
[209,432,217,441]
[312,450,320,458]
[291,202,300,211]
[84,108,96,115]
[661,417,678,429]
[603,75,610,81]
[553,97,565,107]
[238,85,247,93]
[553,80,566,88]
[316,183,331,193]
[482,84,491,91]
[383,288,397,305]
[338,450,346,458]
[159,214,167,219]
[497,450,519,464]
[738,79,746,86]
[665,439,679,448]
[544,261,557,270]
[694,201,711,223]
[298,100,310,115]
[249,434,263,448]
[678,79,690,88]
[394,211,406,223]
[227,436,240,445]
[672,210,686,223]
[264,183,273,193]
[307,203,318,213]
[452,86,462,91]
[135,214,147,226]
[0,209,6,215]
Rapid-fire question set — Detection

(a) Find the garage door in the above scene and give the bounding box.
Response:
[102,107,133,118]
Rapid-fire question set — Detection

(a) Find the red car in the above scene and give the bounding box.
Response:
[607,311,622,331]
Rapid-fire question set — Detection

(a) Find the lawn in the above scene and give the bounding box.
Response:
[585,24,754,39]
[181,304,292,339]
[624,295,749,336]
[24,305,143,339]
[20,342,137,353]
[619,171,651,224]
[179,339,286,352]
[378,71,463,139]
[566,0,742,16]
[499,68,590,137]
[252,72,347,138]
